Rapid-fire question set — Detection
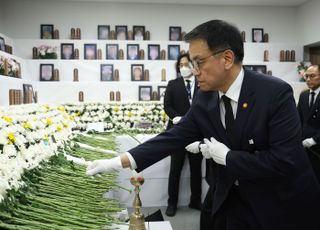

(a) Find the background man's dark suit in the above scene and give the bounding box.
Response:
[297,90,320,181]
[129,69,320,230]
[164,76,203,209]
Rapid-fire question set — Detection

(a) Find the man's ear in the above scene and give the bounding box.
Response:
[222,50,235,70]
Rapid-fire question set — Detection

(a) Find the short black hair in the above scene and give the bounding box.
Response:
[176,53,191,74]
[184,20,244,63]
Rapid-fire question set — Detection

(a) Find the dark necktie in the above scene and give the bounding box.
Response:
[310,92,315,110]
[186,80,191,100]
[222,95,234,135]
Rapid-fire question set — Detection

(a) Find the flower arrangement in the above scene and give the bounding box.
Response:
[38,45,57,59]
[0,56,20,77]
[0,56,4,75]
[297,61,311,82]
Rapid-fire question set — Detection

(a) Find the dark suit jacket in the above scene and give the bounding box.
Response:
[297,89,320,154]
[164,76,198,130]
[129,69,320,230]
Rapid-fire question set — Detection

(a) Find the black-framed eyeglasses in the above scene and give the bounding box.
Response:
[304,73,320,80]
[192,49,229,70]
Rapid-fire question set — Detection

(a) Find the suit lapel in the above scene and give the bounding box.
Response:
[309,92,320,115]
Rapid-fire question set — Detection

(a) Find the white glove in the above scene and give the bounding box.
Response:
[86,156,122,176]
[302,138,316,148]
[203,137,230,165]
[172,116,182,124]
[199,143,211,159]
[186,141,201,153]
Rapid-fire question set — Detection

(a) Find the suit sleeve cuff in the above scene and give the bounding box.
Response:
[126,152,137,170]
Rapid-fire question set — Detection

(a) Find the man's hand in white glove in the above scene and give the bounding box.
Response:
[186,141,201,153]
[199,143,211,159]
[172,116,182,125]
[203,137,230,165]
[302,138,316,148]
[86,156,122,176]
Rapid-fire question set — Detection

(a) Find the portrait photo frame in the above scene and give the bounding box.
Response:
[106,44,119,60]
[169,26,182,41]
[98,25,110,40]
[60,43,74,60]
[40,64,54,81]
[84,43,97,60]
[168,45,180,60]
[244,65,267,74]
[252,28,264,43]
[23,84,35,103]
[131,64,144,81]
[148,44,160,60]
[100,64,114,81]
[133,25,145,41]
[139,86,152,101]
[127,44,140,60]
[157,86,166,100]
[115,25,128,40]
[41,24,54,39]
[0,36,5,51]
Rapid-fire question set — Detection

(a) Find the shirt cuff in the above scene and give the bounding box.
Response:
[125,152,137,170]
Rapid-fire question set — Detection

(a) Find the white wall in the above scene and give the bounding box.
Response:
[0,0,4,32]
[297,0,320,46]
[3,0,298,43]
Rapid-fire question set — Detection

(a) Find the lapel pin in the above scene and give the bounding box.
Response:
[243,102,248,109]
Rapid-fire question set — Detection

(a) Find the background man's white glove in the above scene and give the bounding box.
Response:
[203,137,230,165]
[302,138,316,148]
[86,156,122,176]
[185,141,201,153]
[172,116,182,124]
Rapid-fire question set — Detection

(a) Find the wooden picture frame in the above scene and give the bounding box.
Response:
[148,44,160,60]
[139,86,152,101]
[23,84,35,103]
[252,28,264,43]
[115,25,128,40]
[127,44,140,60]
[0,36,5,51]
[244,65,267,74]
[61,43,74,60]
[169,26,182,41]
[98,25,110,40]
[106,44,119,60]
[84,44,97,60]
[100,64,114,81]
[168,45,180,60]
[41,24,54,39]
[131,64,144,81]
[133,25,145,40]
[40,64,54,81]
[157,86,166,100]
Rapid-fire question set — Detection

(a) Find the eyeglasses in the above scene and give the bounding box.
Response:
[192,49,228,70]
[304,74,320,80]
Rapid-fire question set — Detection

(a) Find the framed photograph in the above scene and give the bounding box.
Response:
[100,64,114,81]
[244,65,267,74]
[41,24,54,39]
[139,86,152,101]
[23,84,35,103]
[131,64,144,81]
[133,25,145,40]
[127,44,140,60]
[84,44,97,60]
[40,64,54,81]
[0,36,5,51]
[169,26,182,41]
[115,25,128,40]
[148,44,160,60]
[60,43,74,59]
[252,28,264,43]
[98,25,110,40]
[168,45,180,60]
[157,86,166,100]
[106,44,119,60]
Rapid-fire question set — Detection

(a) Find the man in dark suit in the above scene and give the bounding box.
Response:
[164,53,203,216]
[87,20,320,230]
[297,64,320,182]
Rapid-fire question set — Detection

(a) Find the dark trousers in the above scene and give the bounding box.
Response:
[306,148,320,183]
[167,149,203,206]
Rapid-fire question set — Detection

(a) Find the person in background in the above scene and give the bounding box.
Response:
[86,20,320,230]
[163,53,202,216]
[297,64,320,183]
